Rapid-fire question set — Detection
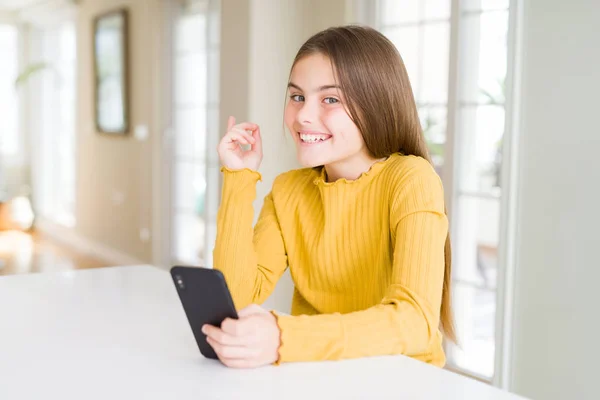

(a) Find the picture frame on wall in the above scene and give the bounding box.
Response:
[93,8,129,135]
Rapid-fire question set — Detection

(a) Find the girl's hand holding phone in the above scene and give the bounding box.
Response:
[202,304,281,368]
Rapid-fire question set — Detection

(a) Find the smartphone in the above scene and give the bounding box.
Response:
[170,266,238,360]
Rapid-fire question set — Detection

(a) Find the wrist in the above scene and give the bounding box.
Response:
[220,166,263,184]
[269,310,283,365]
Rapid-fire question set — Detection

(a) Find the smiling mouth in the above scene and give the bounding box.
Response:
[298,132,332,144]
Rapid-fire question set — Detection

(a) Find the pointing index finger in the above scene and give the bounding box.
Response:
[227,116,235,131]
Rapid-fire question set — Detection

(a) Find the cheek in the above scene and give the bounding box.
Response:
[324,108,362,144]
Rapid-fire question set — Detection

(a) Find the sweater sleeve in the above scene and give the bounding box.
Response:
[273,167,448,363]
[212,167,288,310]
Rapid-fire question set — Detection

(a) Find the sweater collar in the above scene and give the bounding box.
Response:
[312,153,399,188]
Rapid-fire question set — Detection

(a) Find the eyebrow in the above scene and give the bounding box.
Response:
[287,82,341,92]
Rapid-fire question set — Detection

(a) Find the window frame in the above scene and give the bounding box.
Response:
[0,20,24,167]
[163,0,222,269]
[29,20,78,227]
[11,3,79,228]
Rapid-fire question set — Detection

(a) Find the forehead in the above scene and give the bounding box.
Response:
[290,53,337,86]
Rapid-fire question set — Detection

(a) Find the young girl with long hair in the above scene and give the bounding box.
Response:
[202,25,455,369]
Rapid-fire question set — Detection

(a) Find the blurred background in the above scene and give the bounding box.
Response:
[0,1,597,399]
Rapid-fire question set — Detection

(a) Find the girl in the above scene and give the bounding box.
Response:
[202,25,455,369]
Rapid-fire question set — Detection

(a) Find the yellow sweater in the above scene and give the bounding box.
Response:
[213,153,448,366]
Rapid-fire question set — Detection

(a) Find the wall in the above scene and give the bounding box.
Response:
[72,0,163,264]
[509,0,600,399]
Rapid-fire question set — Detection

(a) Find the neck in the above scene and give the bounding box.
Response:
[324,154,386,182]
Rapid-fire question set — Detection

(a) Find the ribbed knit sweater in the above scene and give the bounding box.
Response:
[213,153,448,366]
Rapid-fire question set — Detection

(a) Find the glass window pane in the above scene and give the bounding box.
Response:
[58,24,77,224]
[384,26,421,100]
[172,2,216,268]
[421,22,450,104]
[379,0,420,26]
[174,161,193,211]
[175,108,207,159]
[0,25,19,157]
[453,195,500,288]
[174,161,206,213]
[448,282,496,378]
[33,23,77,226]
[173,212,205,264]
[175,53,207,106]
[418,106,447,173]
[459,11,508,104]
[175,12,206,53]
[462,0,509,12]
[425,0,451,20]
[458,105,504,194]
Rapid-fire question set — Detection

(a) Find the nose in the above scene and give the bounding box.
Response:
[295,98,319,125]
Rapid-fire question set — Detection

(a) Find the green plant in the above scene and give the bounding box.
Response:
[14,62,53,89]
[480,77,506,106]
[420,108,444,160]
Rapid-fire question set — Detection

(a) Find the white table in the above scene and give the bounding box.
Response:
[0,265,526,399]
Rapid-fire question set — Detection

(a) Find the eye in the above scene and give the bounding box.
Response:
[323,97,339,104]
[290,94,305,102]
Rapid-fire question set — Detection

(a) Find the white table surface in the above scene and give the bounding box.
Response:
[0,265,527,400]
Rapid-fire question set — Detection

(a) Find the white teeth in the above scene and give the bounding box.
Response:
[299,133,329,143]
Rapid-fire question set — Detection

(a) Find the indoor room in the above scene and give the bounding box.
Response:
[0,1,598,399]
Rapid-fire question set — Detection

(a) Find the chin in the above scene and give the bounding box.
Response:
[297,157,321,168]
[296,152,329,168]
[298,154,334,168]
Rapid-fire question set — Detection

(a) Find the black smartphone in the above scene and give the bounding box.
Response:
[170,266,238,360]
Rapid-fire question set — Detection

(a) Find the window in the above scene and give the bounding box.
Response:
[0,24,20,160]
[35,22,77,226]
[0,23,21,204]
[170,0,221,267]
[377,0,451,175]
[376,0,512,381]
[450,2,509,379]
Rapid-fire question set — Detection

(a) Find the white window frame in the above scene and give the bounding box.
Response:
[0,19,26,183]
[159,0,221,269]
[25,9,78,228]
[492,0,523,390]
[349,0,522,387]
[1,2,78,228]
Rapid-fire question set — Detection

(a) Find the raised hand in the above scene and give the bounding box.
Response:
[217,116,263,171]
